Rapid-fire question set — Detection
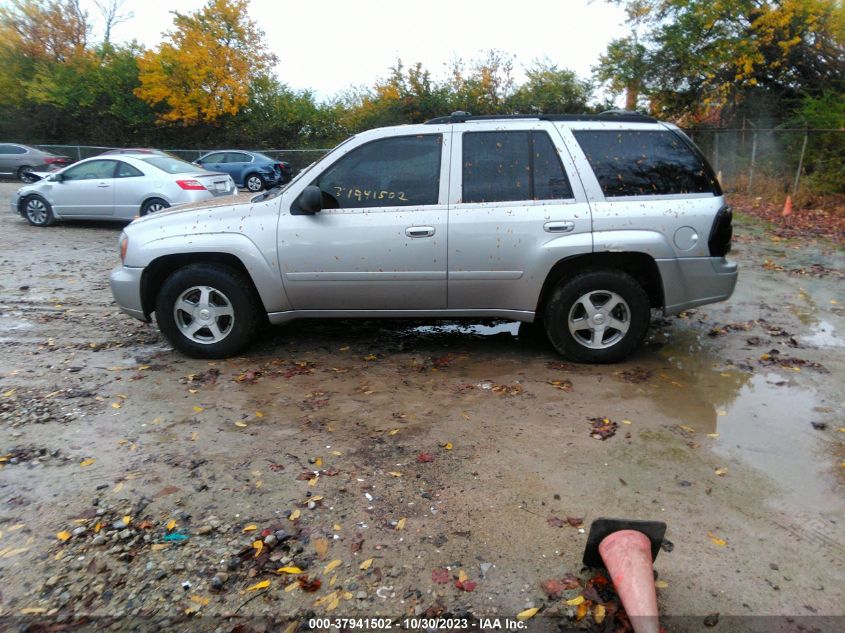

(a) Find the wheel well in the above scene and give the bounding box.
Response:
[140,197,168,212]
[535,252,664,317]
[140,253,266,317]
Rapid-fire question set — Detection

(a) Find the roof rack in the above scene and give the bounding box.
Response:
[424,110,657,124]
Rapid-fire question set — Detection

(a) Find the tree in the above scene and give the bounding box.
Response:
[447,50,516,114]
[135,0,277,125]
[94,0,132,46]
[594,37,649,110]
[0,0,88,63]
[508,59,592,113]
[602,0,845,121]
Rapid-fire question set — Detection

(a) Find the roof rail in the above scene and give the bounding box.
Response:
[424,110,657,124]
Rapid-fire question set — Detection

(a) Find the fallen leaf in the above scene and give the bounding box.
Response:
[359,558,374,570]
[255,411,264,418]
[189,595,210,606]
[314,456,323,467]
[289,509,301,521]
[458,569,468,583]
[576,601,589,621]
[193,406,203,413]
[678,424,696,433]
[151,543,169,551]
[324,559,342,574]
[416,451,435,463]
[235,421,248,428]
[111,402,121,409]
[277,566,303,574]
[455,579,476,592]
[714,467,728,476]
[388,429,400,436]
[284,580,299,592]
[253,540,263,557]
[707,532,727,546]
[565,595,585,606]
[314,537,329,559]
[388,471,402,477]
[655,579,669,588]
[395,518,406,530]
[432,568,450,584]
[517,607,539,621]
[298,576,322,592]
[56,531,71,542]
[594,604,606,624]
[246,580,270,591]
[166,519,177,531]
[80,458,95,467]
[122,515,131,526]
[242,524,258,532]
[330,450,342,456]
[589,417,617,440]
[363,354,378,361]
[443,441,453,450]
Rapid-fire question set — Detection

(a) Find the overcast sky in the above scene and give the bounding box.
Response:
[82,0,630,103]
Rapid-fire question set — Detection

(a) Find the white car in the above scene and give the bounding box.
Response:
[10,154,236,226]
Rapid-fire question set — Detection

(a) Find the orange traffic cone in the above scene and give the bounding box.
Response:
[599,530,660,633]
[782,195,793,217]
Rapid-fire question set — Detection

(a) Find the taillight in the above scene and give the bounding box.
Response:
[708,206,733,256]
[176,179,207,191]
[44,157,65,164]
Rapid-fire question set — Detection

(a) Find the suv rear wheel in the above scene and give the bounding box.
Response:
[155,264,262,358]
[544,269,650,363]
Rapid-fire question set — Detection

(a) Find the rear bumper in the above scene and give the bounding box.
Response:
[109,265,148,322]
[657,257,738,315]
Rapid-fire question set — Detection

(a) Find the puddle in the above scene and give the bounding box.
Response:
[802,320,845,348]
[709,374,840,510]
[642,323,841,511]
[411,320,520,337]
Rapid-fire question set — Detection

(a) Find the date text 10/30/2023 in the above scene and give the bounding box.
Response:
[307,618,529,630]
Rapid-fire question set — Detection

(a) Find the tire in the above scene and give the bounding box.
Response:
[22,195,55,227]
[140,198,170,216]
[155,264,262,359]
[18,166,37,183]
[543,269,650,363]
[244,173,265,192]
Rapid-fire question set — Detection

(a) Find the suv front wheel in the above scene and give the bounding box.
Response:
[544,269,650,363]
[155,264,262,358]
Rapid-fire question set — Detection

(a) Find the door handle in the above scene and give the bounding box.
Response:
[544,221,575,233]
[405,226,435,238]
[97,183,110,188]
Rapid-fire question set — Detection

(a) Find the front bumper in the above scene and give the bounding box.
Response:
[109,265,148,322]
[657,256,738,315]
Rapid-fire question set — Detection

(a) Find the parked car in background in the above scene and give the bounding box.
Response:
[194,150,293,192]
[0,143,72,182]
[11,154,236,227]
[100,148,173,156]
[110,112,736,362]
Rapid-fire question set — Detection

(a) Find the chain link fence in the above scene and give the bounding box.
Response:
[33,129,844,197]
[685,127,844,197]
[32,145,330,174]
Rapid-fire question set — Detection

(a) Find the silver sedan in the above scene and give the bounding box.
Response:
[9,154,236,227]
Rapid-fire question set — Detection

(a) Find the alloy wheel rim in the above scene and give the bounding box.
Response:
[147,203,165,213]
[26,199,47,224]
[567,290,631,349]
[246,176,262,191]
[173,285,235,345]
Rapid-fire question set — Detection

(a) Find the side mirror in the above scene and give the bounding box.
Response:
[49,173,64,182]
[292,185,323,215]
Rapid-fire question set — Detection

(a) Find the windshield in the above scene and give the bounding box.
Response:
[140,156,203,174]
[249,137,357,203]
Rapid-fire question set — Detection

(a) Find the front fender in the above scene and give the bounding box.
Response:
[130,232,290,313]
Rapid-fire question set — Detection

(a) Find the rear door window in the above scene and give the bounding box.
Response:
[462,131,572,203]
[572,130,719,197]
[314,134,442,208]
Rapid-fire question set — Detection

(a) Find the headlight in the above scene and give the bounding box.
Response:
[119,234,128,263]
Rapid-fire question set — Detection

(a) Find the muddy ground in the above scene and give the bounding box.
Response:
[0,181,843,632]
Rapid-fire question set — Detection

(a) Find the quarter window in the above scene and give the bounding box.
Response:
[115,161,143,178]
[573,130,719,197]
[314,134,442,208]
[0,144,27,154]
[462,131,572,203]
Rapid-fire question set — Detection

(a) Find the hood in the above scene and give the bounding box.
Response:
[130,192,255,224]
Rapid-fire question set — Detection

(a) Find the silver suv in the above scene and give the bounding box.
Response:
[110,112,737,362]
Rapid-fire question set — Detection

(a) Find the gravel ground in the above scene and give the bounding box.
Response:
[0,181,843,632]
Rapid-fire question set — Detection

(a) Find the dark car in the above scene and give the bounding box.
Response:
[194,150,293,192]
[0,143,72,182]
